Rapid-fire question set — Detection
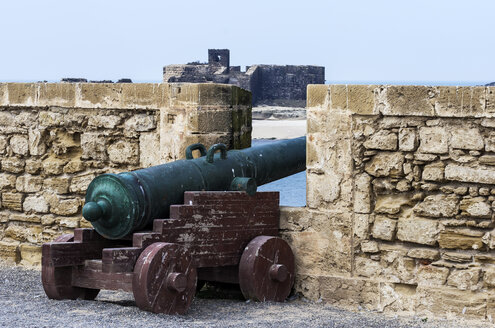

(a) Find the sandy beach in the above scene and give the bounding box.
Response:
[252,119,306,139]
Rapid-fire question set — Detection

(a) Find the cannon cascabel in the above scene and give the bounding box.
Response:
[82,136,306,239]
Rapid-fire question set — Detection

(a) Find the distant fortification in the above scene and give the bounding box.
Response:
[163,49,325,106]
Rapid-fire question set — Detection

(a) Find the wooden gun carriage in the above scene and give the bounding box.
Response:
[42,191,295,314]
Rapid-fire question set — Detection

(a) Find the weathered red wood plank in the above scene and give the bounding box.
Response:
[42,241,113,267]
[102,247,142,273]
[72,265,134,292]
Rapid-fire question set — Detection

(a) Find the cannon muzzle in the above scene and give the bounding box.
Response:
[83,136,306,239]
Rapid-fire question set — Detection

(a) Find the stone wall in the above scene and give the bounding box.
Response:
[0,82,251,266]
[281,84,495,321]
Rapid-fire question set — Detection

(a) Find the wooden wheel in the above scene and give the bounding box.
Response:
[42,234,100,300]
[239,236,295,302]
[133,242,197,314]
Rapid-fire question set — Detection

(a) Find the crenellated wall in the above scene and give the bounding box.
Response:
[0,82,251,266]
[281,84,495,320]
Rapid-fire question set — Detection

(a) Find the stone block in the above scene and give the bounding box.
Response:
[306,172,342,209]
[479,155,495,166]
[43,177,70,194]
[306,84,329,108]
[81,132,107,161]
[397,211,439,246]
[42,156,68,175]
[353,173,371,214]
[447,268,481,290]
[413,194,459,218]
[379,283,417,313]
[375,194,413,215]
[38,111,64,127]
[398,128,417,151]
[382,86,435,116]
[107,140,139,165]
[364,152,404,177]
[1,157,25,173]
[0,240,20,263]
[417,265,450,286]
[445,164,495,184]
[442,252,472,263]
[355,256,382,277]
[450,128,483,150]
[77,83,122,108]
[9,213,41,223]
[5,224,42,243]
[63,159,85,174]
[0,173,16,190]
[416,286,487,319]
[485,86,495,113]
[328,85,348,111]
[284,228,352,276]
[371,216,397,241]
[434,86,485,117]
[407,248,440,260]
[354,213,370,240]
[363,130,397,150]
[23,195,49,214]
[315,275,381,310]
[2,192,24,211]
[459,197,491,218]
[361,240,379,253]
[484,266,495,287]
[25,159,42,174]
[187,110,232,134]
[438,229,484,250]
[10,134,29,155]
[123,114,156,133]
[139,132,161,167]
[422,162,444,181]
[19,244,41,267]
[16,175,43,193]
[45,193,80,216]
[37,83,76,107]
[0,83,6,105]
[0,135,7,154]
[59,216,79,229]
[88,115,122,129]
[418,127,449,154]
[28,128,46,156]
[7,83,36,106]
[347,85,378,115]
[70,173,95,194]
[120,83,166,109]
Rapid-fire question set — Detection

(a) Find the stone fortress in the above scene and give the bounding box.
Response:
[1,79,495,322]
[163,49,325,106]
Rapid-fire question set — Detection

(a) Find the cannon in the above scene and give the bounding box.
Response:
[82,136,305,239]
[42,137,305,314]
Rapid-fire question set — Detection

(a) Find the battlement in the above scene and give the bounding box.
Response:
[163,49,325,106]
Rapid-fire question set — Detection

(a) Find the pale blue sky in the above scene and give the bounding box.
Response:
[1,0,493,84]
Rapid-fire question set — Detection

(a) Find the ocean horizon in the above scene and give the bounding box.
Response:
[0,79,492,87]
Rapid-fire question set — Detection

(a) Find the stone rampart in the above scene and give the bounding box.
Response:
[281,84,495,320]
[0,82,251,266]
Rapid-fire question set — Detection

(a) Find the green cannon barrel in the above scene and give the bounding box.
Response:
[82,136,306,239]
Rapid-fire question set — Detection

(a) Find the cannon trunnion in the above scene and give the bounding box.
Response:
[42,191,295,315]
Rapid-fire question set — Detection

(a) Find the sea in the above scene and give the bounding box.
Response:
[252,139,306,207]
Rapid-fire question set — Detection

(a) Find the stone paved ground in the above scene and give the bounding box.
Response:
[0,265,492,328]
